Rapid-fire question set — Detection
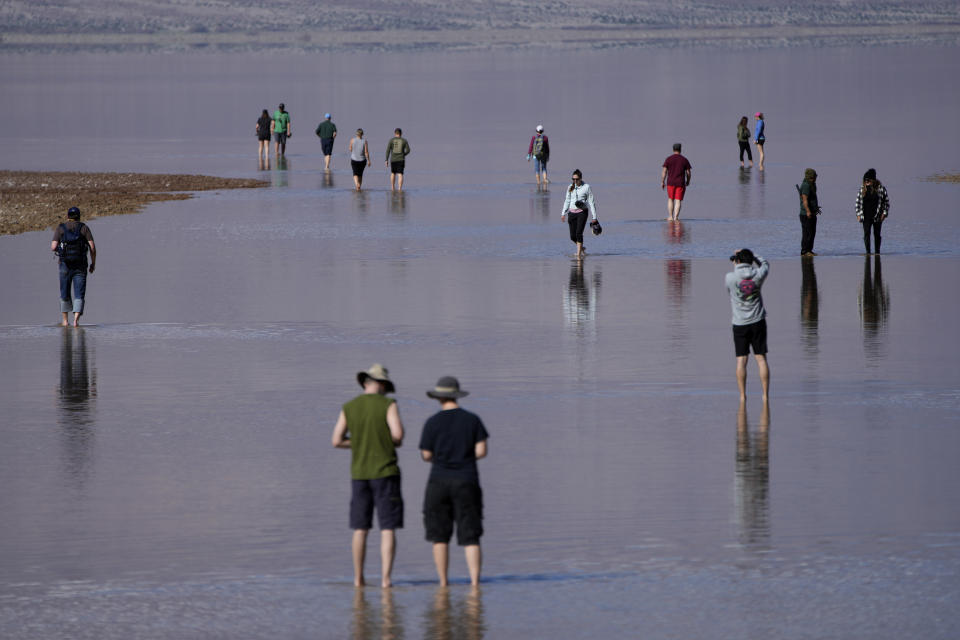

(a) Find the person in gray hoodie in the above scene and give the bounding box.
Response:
[725,249,770,401]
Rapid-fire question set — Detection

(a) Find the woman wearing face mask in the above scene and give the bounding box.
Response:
[561,169,598,260]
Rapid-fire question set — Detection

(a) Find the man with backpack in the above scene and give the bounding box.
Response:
[725,248,770,402]
[50,206,96,327]
[527,124,550,187]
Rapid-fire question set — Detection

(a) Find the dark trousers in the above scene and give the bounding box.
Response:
[738,141,752,162]
[862,217,883,253]
[799,213,817,254]
[567,210,588,244]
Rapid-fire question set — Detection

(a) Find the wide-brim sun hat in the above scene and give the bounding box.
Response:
[426,376,469,399]
[357,364,395,393]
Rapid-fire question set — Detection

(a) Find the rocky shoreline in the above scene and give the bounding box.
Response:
[0,171,267,236]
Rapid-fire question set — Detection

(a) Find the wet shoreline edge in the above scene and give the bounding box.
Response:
[0,171,269,236]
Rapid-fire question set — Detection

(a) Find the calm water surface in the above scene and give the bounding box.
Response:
[1,43,959,638]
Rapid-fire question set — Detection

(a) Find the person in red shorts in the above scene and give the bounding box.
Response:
[660,143,692,221]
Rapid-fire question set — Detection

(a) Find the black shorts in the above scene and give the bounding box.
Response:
[390,161,405,175]
[733,319,768,357]
[351,159,367,177]
[274,132,287,144]
[350,475,404,530]
[321,138,334,155]
[423,477,483,546]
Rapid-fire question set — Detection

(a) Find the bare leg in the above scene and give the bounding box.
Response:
[352,529,368,587]
[666,198,674,220]
[756,143,764,170]
[576,242,584,259]
[390,172,396,191]
[60,312,69,327]
[380,529,396,588]
[397,173,404,192]
[755,354,770,401]
[353,175,361,190]
[72,312,81,327]
[542,170,549,184]
[465,544,482,586]
[673,199,682,221]
[736,355,748,400]
[433,542,449,586]
[324,155,331,170]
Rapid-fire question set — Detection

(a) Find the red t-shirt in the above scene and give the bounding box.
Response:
[663,153,691,187]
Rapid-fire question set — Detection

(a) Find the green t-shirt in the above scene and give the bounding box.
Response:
[800,180,818,215]
[316,120,336,138]
[273,110,290,134]
[385,137,410,162]
[343,393,399,480]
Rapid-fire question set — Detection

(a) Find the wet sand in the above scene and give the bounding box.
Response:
[0,171,267,236]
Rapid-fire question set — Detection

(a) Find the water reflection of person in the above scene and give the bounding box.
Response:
[800,257,820,357]
[530,184,551,220]
[271,156,289,188]
[859,255,889,363]
[563,259,601,337]
[321,168,335,189]
[352,588,403,640]
[58,328,97,485]
[735,400,770,547]
[664,259,690,312]
[425,586,485,640]
[388,191,407,218]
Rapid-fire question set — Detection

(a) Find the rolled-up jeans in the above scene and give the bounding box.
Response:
[59,262,87,314]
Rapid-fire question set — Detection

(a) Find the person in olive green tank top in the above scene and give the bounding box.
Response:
[332,364,405,588]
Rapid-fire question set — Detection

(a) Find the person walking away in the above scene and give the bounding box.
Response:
[51,206,96,327]
[331,364,405,588]
[527,124,550,187]
[754,112,766,170]
[737,116,753,168]
[256,109,272,159]
[419,377,489,587]
[725,249,770,401]
[349,128,371,191]
[272,103,291,156]
[385,128,411,191]
[855,168,889,254]
[561,169,599,260]
[315,113,338,170]
[798,168,820,256]
[661,143,692,221]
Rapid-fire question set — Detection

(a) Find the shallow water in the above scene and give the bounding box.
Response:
[1,42,960,638]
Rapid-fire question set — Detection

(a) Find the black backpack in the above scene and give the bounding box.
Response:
[58,222,88,266]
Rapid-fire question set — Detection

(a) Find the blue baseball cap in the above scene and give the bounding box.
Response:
[325,113,331,119]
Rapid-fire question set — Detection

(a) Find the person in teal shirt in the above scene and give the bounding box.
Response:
[331,364,405,588]
[271,103,291,156]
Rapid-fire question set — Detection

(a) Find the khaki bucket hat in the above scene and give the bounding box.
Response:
[357,364,395,393]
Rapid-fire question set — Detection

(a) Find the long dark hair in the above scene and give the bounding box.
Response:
[569,169,583,193]
[739,116,748,128]
[261,109,269,118]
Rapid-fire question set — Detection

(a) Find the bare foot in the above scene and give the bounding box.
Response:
[354,577,365,587]
[381,579,392,589]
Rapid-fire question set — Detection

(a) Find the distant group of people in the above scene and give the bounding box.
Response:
[255,104,412,191]
[332,365,488,588]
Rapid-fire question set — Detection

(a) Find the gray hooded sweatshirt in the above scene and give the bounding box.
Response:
[725,256,769,326]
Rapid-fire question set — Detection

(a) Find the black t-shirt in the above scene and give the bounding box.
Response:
[418,408,489,481]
